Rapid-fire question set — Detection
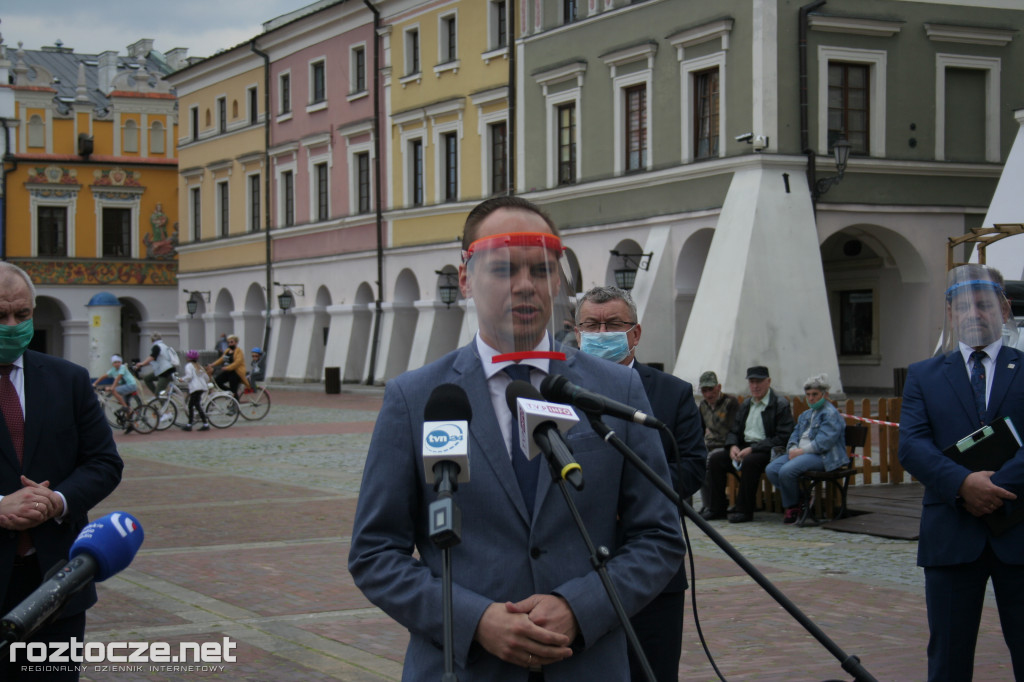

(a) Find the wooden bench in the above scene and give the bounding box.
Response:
[795,424,869,526]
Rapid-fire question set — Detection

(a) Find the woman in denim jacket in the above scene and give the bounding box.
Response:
[766,374,847,524]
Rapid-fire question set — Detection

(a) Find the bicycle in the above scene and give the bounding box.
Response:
[238,383,271,421]
[146,378,187,431]
[201,386,240,428]
[95,388,156,434]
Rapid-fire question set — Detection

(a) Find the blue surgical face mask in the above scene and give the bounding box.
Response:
[579,331,632,363]
[0,319,34,364]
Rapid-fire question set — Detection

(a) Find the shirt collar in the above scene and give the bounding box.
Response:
[959,339,1002,366]
[476,333,551,380]
[751,388,771,407]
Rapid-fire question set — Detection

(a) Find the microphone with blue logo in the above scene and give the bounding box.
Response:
[423,384,472,549]
[0,511,144,645]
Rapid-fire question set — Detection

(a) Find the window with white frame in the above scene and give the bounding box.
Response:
[489,120,508,195]
[405,27,421,76]
[439,13,457,64]
[490,1,507,50]
[313,161,329,221]
[123,120,139,153]
[817,46,886,158]
[935,54,1000,163]
[190,106,200,141]
[410,138,424,206]
[150,121,165,154]
[28,115,44,148]
[248,86,259,125]
[351,45,367,94]
[102,207,132,257]
[217,181,230,237]
[279,72,292,115]
[37,205,68,257]
[556,102,576,185]
[281,170,295,226]
[536,62,585,189]
[190,186,201,241]
[693,67,719,159]
[356,151,371,213]
[624,84,647,172]
[217,97,227,134]
[310,59,326,104]
[442,132,458,201]
[248,173,261,232]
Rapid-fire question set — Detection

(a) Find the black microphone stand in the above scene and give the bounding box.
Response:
[429,462,462,682]
[537,449,658,682]
[586,416,878,682]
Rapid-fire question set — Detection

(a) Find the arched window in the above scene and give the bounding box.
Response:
[28,115,44,148]
[124,120,138,153]
[150,121,165,154]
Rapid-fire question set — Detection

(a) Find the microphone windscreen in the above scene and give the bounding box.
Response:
[505,379,543,412]
[425,383,473,422]
[540,374,571,403]
[69,512,144,582]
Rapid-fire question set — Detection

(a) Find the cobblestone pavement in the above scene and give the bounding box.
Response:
[73,386,1013,681]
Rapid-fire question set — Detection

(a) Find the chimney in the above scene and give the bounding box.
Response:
[97,50,118,94]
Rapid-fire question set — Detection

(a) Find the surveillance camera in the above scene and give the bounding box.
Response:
[735,132,754,143]
[752,135,769,151]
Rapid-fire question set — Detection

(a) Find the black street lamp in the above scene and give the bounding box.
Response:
[183,290,210,319]
[610,250,653,291]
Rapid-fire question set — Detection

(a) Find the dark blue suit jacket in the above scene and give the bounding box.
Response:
[0,350,124,617]
[634,362,706,592]
[348,344,685,681]
[898,345,1024,567]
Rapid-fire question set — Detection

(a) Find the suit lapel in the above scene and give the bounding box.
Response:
[20,351,47,472]
[452,345,532,523]
[988,346,1022,419]
[943,351,981,425]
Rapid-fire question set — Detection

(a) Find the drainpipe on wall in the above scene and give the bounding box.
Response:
[800,0,826,210]
[250,40,274,362]
[1,118,17,261]
[363,0,384,385]
[507,0,516,195]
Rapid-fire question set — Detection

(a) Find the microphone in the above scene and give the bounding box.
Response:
[505,380,584,490]
[0,511,144,644]
[541,374,665,429]
[423,383,472,485]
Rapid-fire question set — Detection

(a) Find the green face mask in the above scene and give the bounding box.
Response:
[809,396,827,411]
[0,319,34,364]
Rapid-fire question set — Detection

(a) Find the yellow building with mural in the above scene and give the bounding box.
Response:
[0,38,185,373]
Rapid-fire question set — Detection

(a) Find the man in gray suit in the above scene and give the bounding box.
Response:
[349,196,684,681]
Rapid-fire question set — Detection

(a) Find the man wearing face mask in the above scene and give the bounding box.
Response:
[0,263,123,681]
[575,285,706,682]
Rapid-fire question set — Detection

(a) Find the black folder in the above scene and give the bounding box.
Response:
[944,417,1024,536]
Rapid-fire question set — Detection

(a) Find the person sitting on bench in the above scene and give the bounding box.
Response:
[766,373,847,524]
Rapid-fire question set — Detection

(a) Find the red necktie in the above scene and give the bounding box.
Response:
[0,365,24,462]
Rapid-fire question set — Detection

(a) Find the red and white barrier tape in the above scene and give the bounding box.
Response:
[840,413,900,428]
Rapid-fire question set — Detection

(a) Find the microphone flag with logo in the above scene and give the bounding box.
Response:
[422,383,472,484]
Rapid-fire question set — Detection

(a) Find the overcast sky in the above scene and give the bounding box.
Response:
[2,1,314,60]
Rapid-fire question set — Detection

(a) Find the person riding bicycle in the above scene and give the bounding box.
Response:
[206,334,250,398]
[181,350,210,432]
[248,347,264,388]
[135,332,180,397]
[92,354,140,432]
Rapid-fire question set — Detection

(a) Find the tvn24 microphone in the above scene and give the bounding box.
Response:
[541,374,665,429]
[505,380,584,490]
[423,383,472,485]
[0,511,144,644]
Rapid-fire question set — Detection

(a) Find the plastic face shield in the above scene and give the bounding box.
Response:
[940,264,1013,352]
[461,232,577,362]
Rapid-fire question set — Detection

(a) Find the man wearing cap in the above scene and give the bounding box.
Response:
[574,285,706,682]
[899,263,1024,680]
[696,371,739,513]
[702,365,793,523]
[349,197,684,681]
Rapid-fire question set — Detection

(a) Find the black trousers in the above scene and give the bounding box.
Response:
[2,555,87,681]
[187,390,208,424]
[704,448,771,514]
[628,590,686,682]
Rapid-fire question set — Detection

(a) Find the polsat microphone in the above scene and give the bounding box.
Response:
[423,383,472,488]
[541,374,665,429]
[505,380,584,490]
[0,511,144,645]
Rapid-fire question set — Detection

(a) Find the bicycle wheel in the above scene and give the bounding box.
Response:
[204,394,239,428]
[239,388,271,421]
[132,405,158,434]
[147,398,178,431]
[99,393,121,428]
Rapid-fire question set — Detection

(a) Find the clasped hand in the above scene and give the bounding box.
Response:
[0,476,62,530]
[958,471,1017,517]
[475,594,577,669]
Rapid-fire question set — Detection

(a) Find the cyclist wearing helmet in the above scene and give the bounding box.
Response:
[249,347,264,386]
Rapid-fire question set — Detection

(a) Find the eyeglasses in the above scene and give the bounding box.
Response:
[577,319,637,333]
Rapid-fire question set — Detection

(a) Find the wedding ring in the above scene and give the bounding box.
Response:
[528,654,533,665]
